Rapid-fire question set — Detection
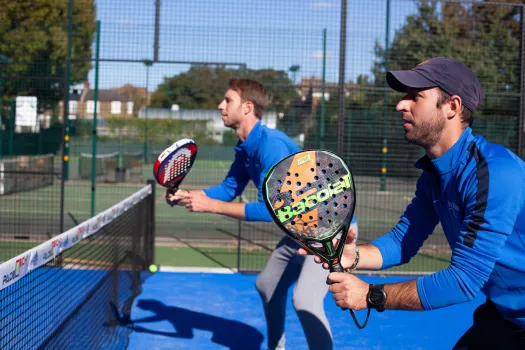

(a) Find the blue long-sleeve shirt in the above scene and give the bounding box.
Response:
[371,127,525,327]
[204,121,301,222]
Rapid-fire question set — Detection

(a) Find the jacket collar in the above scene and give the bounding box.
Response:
[415,127,473,174]
[234,121,262,157]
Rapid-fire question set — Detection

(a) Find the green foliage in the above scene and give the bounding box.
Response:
[150,66,296,116]
[0,0,96,104]
[370,0,522,151]
[373,0,521,93]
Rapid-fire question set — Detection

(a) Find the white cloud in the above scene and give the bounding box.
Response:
[312,2,338,8]
[310,51,335,59]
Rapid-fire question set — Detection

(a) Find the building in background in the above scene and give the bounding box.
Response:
[59,82,138,120]
[138,107,277,143]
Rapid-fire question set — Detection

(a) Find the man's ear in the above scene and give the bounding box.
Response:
[447,95,462,119]
[243,101,254,116]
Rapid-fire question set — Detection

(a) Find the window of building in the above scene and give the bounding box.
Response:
[111,101,121,114]
[86,101,100,114]
[69,101,78,114]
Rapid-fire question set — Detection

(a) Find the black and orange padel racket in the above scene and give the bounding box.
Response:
[263,150,369,328]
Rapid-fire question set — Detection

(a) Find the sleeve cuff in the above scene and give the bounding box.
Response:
[244,202,272,222]
[370,235,401,269]
[416,277,432,310]
[204,186,225,201]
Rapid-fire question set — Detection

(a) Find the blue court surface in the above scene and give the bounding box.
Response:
[128,272,485,350]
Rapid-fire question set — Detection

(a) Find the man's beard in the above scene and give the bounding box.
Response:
[404,113,446,148]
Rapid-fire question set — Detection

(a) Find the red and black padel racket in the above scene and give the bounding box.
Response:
[153,139,198,207]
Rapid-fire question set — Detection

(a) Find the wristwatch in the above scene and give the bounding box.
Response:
[367,284,387,312]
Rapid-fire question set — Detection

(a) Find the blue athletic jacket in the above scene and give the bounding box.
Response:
[204,121,301,222]
[372,127,525,327]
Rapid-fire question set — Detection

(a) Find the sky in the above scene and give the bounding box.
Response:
[81,0,418,91]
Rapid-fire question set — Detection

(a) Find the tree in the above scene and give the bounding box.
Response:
[368,0,523,171]
[373,0,521,94]
[0,0,96,105]
[150,65,296,117]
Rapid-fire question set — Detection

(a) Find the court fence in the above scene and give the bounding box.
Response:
[1,0,524,273]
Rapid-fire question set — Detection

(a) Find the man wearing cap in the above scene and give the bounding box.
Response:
[299,57,525,348]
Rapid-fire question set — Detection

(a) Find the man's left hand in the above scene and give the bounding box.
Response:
[328,272,369,310]
[178,192,217,213]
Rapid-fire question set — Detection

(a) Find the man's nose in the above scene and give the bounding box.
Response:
[396,98,410,112]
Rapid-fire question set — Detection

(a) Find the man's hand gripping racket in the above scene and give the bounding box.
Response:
[153,139,198,207]
[263,150,369,329]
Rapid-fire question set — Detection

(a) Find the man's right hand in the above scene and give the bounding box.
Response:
[298,228,358,270]
[165,188,190,207]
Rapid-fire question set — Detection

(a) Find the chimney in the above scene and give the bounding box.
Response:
[80,81,90,102]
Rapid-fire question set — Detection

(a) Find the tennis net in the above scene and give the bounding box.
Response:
[0,154,55,195]
[0,182,155,349]
[79,152,119,182]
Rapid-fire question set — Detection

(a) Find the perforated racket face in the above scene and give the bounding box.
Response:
[263,150,355,242]
[153,139,198,188]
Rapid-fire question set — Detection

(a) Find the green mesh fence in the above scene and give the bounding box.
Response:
[1,0,523,273]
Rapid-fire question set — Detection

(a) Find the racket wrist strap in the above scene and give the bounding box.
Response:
[344,245,360,273]
[349,308,370,329]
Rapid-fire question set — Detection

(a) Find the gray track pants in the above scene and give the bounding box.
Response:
[255,223,358,350]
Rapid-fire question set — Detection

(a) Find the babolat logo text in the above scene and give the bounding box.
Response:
[275,174,351,223]
[296,154,311,166]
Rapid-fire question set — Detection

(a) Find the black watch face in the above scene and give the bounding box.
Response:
[369,288,385,306]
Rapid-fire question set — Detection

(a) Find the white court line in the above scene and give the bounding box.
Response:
[159,266,237,274]
[158,266,432,276]
[0,209,63,215]
[356,270,432,276]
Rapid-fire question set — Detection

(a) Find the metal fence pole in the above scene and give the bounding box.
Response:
[91,21,101,218]
[381,0,391,191]
[320,28,327,149]
[336,0,347,156]
[237,196,242,272]
[143,60,153,164]
[60,0,74,233]
[519,6,525,158]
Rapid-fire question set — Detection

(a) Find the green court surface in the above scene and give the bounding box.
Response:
[67,157,232,188]
[154,245,451,273]
[1,164,452,274]
[155,246,271,270]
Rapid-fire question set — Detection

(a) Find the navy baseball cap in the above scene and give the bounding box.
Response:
[386,57,484,112]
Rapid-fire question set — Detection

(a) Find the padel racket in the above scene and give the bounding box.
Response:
[153,139,198,207]
[263,149,369,328]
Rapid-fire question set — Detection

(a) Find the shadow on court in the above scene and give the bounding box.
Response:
[130,299,264,350]
[129,272,486,349]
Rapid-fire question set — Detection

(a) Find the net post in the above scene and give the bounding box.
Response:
[147,179,156,266]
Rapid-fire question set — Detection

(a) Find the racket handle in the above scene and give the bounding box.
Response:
[166,187,179,207]
[330,262,344,273]
[326,261,345,285]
